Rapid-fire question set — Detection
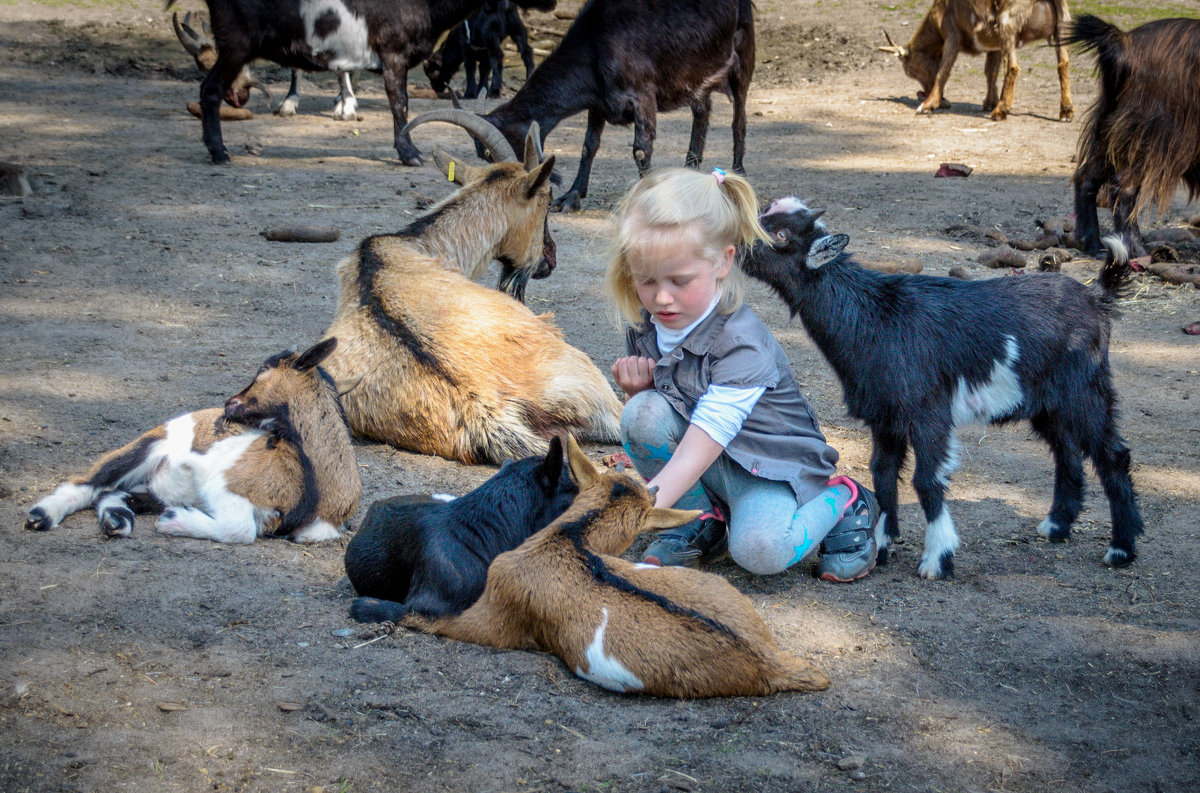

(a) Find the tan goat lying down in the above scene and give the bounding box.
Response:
[402,436,832,698]
[321,135,623,464]
[24,339,360,544]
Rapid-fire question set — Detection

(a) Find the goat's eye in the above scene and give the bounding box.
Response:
[775,231,787,243]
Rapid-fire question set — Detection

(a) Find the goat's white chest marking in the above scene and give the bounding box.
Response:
[300,0,381,71]
[951,335,1024,426]
[574,607,645,693]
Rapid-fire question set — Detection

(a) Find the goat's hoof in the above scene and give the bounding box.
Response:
[210,148,232,165]
[990,109,1009,121]
[1060,107,1074,122]
[876,545,890,565]
[1104,546,1136,568]
[1037,517,1071,543]
[24,507,53,532]
[551,192,583,213]
[917,551,954,580]
[100,508,135,538]
[349,596,408,624]
[396,142,424,167]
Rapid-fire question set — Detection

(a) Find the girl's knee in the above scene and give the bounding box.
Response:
[621,390,680,447]
[728,527,791,576]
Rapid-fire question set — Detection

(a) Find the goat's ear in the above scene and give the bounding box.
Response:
[523,121,544,170]
[564,434,599,490]
[294,337,337,371]
[540,434,565,489]
[335,373,364,397]
[433,149,477,185]
[524,155,556,199]
[644,507,703,531]
[807,234,849,268]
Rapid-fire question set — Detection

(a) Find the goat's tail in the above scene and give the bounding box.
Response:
[1066,15,1130,106]
[1097,235,1134,304]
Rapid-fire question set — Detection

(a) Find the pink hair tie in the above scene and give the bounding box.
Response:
[711,167,726,185]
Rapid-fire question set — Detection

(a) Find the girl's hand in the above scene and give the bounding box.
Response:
[612,356,656,397]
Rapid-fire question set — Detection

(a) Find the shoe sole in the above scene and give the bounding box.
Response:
[818,558,877,583]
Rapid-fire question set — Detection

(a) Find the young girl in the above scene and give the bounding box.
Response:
[605,167,880,582]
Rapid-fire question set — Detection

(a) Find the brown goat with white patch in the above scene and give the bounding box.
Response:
[401,436,832,698]
[880,0,1073,122]
[24,338,360,545]
[1068,15,1200,258]
[320,131,622,465]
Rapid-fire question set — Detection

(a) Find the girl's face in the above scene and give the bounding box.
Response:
[631,231,735,331]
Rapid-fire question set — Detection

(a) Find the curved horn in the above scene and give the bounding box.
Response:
[401,108,519,163]
[172,11,207,57]
[247,79,273,110]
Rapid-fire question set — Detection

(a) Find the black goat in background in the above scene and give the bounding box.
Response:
[403,0,756,212]
[424,0,536,99]
[742,198,1144,580]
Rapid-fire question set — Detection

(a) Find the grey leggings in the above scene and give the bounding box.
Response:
[621,390,851,575]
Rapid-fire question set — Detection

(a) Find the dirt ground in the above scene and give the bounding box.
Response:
[2,1,1198,792]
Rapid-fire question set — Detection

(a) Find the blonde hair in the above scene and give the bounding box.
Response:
[604,167,770,328]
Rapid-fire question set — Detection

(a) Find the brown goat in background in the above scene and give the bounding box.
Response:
[1068,15,1200,257]
[401,436,832,698]
[320,133,623,465]
[25,338,360,544]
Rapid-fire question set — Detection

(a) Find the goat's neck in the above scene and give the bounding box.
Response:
[489,41,598,139]
[403,192,510,276]
[285,392,356,493]
[790,262,888,379]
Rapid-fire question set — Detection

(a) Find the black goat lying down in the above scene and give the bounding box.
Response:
[346,436,577,622]
[742,198,1144,580]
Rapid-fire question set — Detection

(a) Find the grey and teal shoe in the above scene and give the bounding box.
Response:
[818,477,880,583]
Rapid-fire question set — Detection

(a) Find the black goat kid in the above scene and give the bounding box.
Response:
[345,435,577,622]
[424,0,536,99]
[742,198,1144,579]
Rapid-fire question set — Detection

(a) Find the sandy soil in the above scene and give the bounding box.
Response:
[1,1,1198,792]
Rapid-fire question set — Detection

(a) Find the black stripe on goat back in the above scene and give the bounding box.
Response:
[559,505,737,639]
[87,433,161,490]
[272,418,320,534]
[355,236,457,384]
[394,203,448,239]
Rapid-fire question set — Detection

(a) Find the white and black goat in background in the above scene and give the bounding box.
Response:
[24,339,360,545]
[742,198,1144,579]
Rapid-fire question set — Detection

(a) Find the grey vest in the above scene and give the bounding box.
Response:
[626,305,839,503]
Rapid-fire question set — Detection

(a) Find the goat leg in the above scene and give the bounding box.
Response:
[919,30,960,114]
[1073,164,1108,256]
[910,424,959,580]
[277,70,302,117]
[1054,38,1073,121]
[332,71,360,121]
[381,55,423,166]
[869,428,907,566]
[686,96,712,169]
[982,51,1001,113]
[991,42,1018,121]
[1031,412,1085,542]
[553,109,605,213]
[630,96,657,177]
[1112,188,1148,258]
[200,60,237,164]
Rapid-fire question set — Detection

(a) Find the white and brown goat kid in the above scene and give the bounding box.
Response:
[24,339,360,544]
[401,436,832,698]
[320,129,623,465]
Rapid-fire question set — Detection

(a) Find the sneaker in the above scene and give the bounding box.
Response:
[817,476,880,583]
[642,509,728,567]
